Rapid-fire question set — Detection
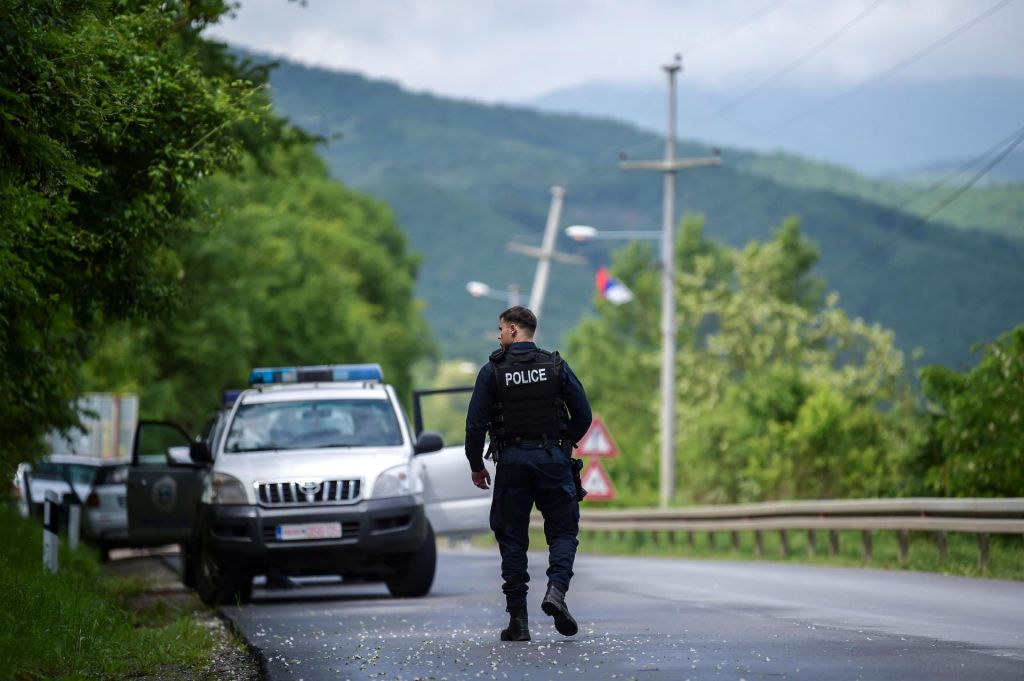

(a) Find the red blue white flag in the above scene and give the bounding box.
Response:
[596,267,635,305]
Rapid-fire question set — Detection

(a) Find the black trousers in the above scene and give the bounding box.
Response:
[489,443,580,613]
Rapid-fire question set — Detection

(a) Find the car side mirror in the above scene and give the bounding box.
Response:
[189,440,213,465]
[414,431,444,455]
[167,446,195,466]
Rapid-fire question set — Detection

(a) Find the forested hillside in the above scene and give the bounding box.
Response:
[733,150,1024,237]
[264,57,1024,366]
[261,57,1024,369]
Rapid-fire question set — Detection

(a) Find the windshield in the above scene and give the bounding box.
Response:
[224,399,403,452]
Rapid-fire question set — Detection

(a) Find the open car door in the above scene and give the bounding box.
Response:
[412,387,495,537]
[126,420,206,547]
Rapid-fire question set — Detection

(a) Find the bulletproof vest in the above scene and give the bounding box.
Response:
[490,347,568,443]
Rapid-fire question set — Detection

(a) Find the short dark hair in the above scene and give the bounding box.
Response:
[500,306,537,335]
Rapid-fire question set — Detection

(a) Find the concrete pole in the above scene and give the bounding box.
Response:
[619,56,721,508]
[528,185,567,326]
[659,57,681,508]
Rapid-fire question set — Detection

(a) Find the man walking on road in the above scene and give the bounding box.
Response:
[466,306,592,641]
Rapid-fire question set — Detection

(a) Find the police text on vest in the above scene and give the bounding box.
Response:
[505,368,547,386]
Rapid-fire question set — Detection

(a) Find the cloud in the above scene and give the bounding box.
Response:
[206,0,1024,102]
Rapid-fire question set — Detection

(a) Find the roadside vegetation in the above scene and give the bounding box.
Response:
[565,218,1023,506]
[0,506,223,679]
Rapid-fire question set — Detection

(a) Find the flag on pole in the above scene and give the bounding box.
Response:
[596,267,634,305]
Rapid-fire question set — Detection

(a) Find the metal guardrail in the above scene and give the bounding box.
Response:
[532,498,1024,569]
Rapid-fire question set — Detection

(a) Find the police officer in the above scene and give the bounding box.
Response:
[466,306,592,641]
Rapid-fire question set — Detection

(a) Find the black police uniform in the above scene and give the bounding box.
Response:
[466,341,592,620]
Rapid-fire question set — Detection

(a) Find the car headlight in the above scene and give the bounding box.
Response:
[371,463,422,499]
[208,472,248,505]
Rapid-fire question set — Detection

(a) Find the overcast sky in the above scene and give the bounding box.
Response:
[206,0,1023,102]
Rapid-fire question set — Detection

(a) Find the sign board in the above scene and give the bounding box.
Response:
[580,459,616,501]
[577,415,619,458]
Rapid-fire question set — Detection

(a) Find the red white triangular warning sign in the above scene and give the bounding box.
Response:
[580,459,616,501]
[577,415,618,458]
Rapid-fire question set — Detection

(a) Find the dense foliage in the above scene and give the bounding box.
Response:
[0,0,259,474]
[566,218,923,505]
[914,327,1024,497]
[83,139,431,429]
[1,3,431,474]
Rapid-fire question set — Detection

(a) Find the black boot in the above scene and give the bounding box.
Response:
[500,609,530,641]
[541,582,578,636]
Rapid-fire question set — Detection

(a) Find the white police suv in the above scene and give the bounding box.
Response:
[124,364,493,605]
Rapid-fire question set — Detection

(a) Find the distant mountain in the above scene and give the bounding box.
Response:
[259,55,1024,369]
[529,77,1024,179]
[886,149,1024,185]
[729,150,1024,237]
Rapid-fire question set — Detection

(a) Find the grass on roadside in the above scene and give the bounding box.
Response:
[473,524,1024,581]
[0,505,217,680]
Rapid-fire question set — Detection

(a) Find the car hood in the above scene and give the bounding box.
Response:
[214,447,410,501]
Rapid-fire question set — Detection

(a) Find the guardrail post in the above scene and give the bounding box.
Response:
[807,529,817,557]
[652,531,660,547]
[43,491,60,574]
[67,502,81,551]
[707,532,716,550]
[862,530,873,562]
[667,531,676,547]
[731,531,740,551]
[779,530,790,558]
[897,530,909,564]
[687,531,694,548]
[978,534,990,571]
[934,531,947,561]
[754,530,764,557]
[829,530,840,556]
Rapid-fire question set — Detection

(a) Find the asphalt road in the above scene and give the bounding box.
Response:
[219,548,1024,680]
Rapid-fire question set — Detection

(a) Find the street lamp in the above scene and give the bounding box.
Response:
[565,225,661,242]
[466,281,524,306]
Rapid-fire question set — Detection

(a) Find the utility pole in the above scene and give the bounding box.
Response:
[620,55,721,508]
[506,185,585,336]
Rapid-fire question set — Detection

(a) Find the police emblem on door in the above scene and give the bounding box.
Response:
[152,475,177,512]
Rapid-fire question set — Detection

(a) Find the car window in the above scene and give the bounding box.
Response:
[31,462,99,485]
[136,423,192,466]
[224,399,402,452]
[94,465,128,485]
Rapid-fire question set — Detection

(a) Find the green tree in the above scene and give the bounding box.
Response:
[1,1,257,473]
[916,326,1024,496]
[567,217,922,505]
[84,140,432,430]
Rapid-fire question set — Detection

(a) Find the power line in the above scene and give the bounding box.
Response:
[610,122,1024,310]
[680,0,787,56]
[904,125,1024,210]
[767,0,1018,132]
[916,125,1024,223]
[700,0,886,123]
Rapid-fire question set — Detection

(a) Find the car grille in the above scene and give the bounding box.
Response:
[256,479,362,506]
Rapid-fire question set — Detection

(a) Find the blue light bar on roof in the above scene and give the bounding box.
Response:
[248,364,384,386]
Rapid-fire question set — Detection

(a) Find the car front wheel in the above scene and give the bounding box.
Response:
[194,541,252,606]
[385,523,437,598]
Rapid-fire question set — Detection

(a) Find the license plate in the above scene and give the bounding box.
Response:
[275,522,342,541]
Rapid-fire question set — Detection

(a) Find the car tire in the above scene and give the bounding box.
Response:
[194,540,251,606]
[181,540,197,589]
[385,523,436,598]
